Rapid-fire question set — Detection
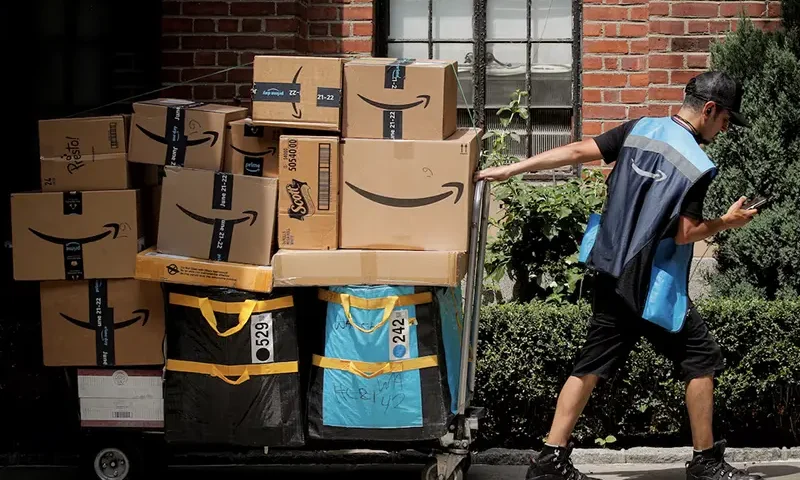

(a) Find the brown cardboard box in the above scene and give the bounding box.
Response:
[272,249,466,287]
[128,99,247,170]
[224,118,281,178]
[38,115,129,158]
[157,167,278,265]
[135,247,273,293]
[40,279,165,367]
[41,153,130,192]
[251,55,344,132]
[340,128,480,251]
[278,135,339,250]
[343,58,458,140]
[11,190,143,281]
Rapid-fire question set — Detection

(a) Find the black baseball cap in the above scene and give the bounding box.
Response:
[685,71,749,127]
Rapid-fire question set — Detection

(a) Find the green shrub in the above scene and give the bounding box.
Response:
[474,297,800,448]
[703,17,800,299]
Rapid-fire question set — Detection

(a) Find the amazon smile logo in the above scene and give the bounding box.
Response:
[631,159,667,182]
[61,309,150,331]
[30,223,120,246]
[358,94,431,111]
[176,205,258,262]
[345,182,464,208]
[231,145,277,157]
[176,205,258,226]
[136,124,219,148]
[251,67,303,119]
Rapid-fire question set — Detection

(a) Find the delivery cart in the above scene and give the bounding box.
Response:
[80,180,493,480]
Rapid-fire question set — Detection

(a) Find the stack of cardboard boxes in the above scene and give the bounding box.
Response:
[10,54,480,432]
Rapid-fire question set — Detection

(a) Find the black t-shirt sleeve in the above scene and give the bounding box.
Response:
[592,119,639,164]
[680,173,712,220]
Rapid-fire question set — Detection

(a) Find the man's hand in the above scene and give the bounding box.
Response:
[722,196,758,228]
[474,165,514,182]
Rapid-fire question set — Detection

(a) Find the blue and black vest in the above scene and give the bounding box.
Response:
[579,117,717,332]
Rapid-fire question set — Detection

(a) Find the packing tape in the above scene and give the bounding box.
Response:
[360,251,378,283]
[392,141,414,160]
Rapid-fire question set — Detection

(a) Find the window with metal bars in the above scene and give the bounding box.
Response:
[375,0,582,177]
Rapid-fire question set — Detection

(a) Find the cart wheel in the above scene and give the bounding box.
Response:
[92,447,133,480]
[421,461,467,480]
[81,435,144,480]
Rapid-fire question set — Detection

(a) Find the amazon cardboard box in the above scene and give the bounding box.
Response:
[224,118,281,177]
[11,190,143,281]
[251,55,344,132]
[135,247,273,293]
[40,279,165,367]
[343,58,458,140]
[38,115,129,158]
[41,153,130,192]
[157,167,278,265]
[278,135,339,250]
[272,249,466,287]
[128,99,247,170]
[78,369,164,428]
[340,128,480,251]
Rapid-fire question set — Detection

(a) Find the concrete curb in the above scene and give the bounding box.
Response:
[474,447,800,465]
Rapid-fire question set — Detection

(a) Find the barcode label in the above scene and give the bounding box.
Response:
[318,144,331,211]
[113,411,133,419]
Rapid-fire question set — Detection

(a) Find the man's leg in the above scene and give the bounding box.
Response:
[546,374,600,447]
[686,374,714,451]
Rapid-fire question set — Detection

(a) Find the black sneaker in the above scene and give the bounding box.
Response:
[686,440,764,480]
[525,442,600,480]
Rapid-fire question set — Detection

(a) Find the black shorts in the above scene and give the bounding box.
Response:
[571,274,724,382]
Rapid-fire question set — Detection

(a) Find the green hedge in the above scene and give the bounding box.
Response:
[474,297,800,449]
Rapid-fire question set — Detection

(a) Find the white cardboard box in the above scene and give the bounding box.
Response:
[77,369,164,428]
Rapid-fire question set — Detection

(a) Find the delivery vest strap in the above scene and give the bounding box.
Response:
[166,359,299,386]
[168,293,294,338]
[311,354,438,380]
[317,289,432,334]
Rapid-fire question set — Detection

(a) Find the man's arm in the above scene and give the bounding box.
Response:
[474,138,603,181]
[675,196,757,245]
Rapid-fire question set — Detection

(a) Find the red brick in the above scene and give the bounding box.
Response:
[216,85,236,100]
[649,104,671,116]
[583,56,603,70]
[276,2,299,15]
[620,23,648,37]
[352,22,373,36]
[163,2,180,15]
[309,6,339,20]
[271,18,299,33]
[649,54,684,68]
[619,0,648,5]
[218,19,239,32]
[182,2,228,16]
[672,2,719,18]
[193,19,216,32]
[621,88,647,103]
[687,54,709,68]
[649,86,685,101]
[584,6,628,20]
[585,39,628,54]
[231,2,276,16]
[583,105,627,119]
[669,104,682,116]
[628,6,648,21]
[194,52,216,66]
[582,121,603,136]
[194,85,214,100]
[672,37,713,52]
[622,56,646,71]
[650,70,669,84]
[330,22,351,37]
[182,68,226,83]
[162,85,192,99]
[242,19,262,32]
[720,2,765,17]
[584,73,628,87]
[228,68,254,83]
[630,39,649,53]
[649,37,669,52]
[602,89,621,103]
[182,36,227,50]
[241,52,257,64]
[650,20,685,35]
[671,70,704,84]
[584,23,603,37]
[584,0,603,4]
[629,105,649,118]
[629,73,649,87]
[583,160,604,167]
[343,6,373,20]
[284,36,303,52]
[162,52,194,67]
[229,35,275,49]
[309,23,329,36]
[343,38,372,53]
[603,57,619,69]
[218,52,238,66]
[650,1,670,16]
[162,36,180,50]
[238,85,254,98]
[583,89,603,102]
[162,17,192,33]
[309,39,340,54]
[753,19,782,32]
[161,69,181,83]
[604,121,624,131]
[768,1,782,17]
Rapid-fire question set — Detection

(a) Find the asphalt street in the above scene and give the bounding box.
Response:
[3,463,800,480]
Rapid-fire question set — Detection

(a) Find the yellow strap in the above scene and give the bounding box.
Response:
[168,293,293,337]
[311,354,438,379]
[317,290,431,334]
[166,359,299,385]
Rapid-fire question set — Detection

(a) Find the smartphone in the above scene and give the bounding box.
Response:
[743,196,768,210]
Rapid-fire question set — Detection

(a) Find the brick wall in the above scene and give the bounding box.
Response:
[161,0,374,103]
[582,0,782,170]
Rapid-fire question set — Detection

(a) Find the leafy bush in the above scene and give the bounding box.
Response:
[474,297,800,449]
[703,17,800,299]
